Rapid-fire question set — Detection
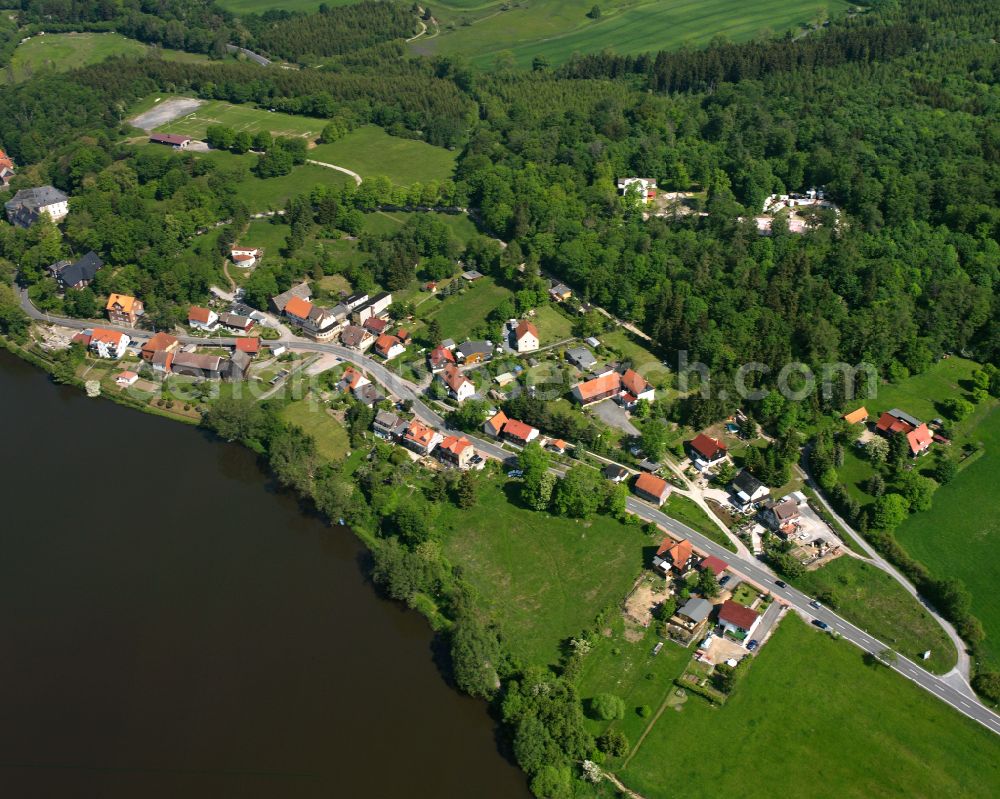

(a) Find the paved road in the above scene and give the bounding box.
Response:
[18,292,1000,736]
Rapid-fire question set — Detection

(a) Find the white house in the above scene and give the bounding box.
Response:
[188,306,219,331]
[114,370,139,387]
[374,334,406,360]
[230,248,261,268]
[616,177,657,204]
[5,186,69,227]
[438,364,475,402]
[718,600,761,641]
[513,320,539,353]
[86,328,130,359]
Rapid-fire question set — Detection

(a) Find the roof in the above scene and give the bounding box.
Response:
[6,185,68,210]
[374,410,401,429]
[172,352,223,371]
[284,296,313,319]
[106,293,139,313]
[574,371,621,401]
[718,599,760,630]
[218,312,252,329]
[404,419,437,448]
[440,364,472,392]
[229,349,252,373]
[429,345,456,366]
[731,469,765,497]
[548,438,567,451]
[439,435,473,457]
[678,597,712,624]
[375,334,401,355]
[461,270,484,280]
[114,370,138,381]
[876,408,922,433]
[457,340,493,357]
[635,471,669,499]
[188,306,213,324]
[271,282,312,312]
[57,252,103,287]
[503,418,536,441]
[341,366,367,390]
[354,383,383,405]
[656,538,693,570]
[699,556,729,576]
[232,253,255,263]
[72,332,92,346]
[150,132,191,145]
[515,320,538,340]
[842,407,869,424]
[142,332,178,355]
[689,433,727,460]
[621,368,650,396]
[485,410,508,434]
[603,463,629,480]
[340,325,367,347]
[89,328,125,346]
[235,337,261,354]
[566,347,597,367]
[769,498,800,522]
[907,423,933,454]
[363,316,388,333]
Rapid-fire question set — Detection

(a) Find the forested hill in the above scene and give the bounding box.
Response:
[0,0,998,420]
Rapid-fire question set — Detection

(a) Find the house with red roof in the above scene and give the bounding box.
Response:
[86,328,130,359]
[619,368,655,407]
[699,556,729,577]
[401,419,443,456]
[428,344,456,372]
[483,410,508,438]
[653,537,695,575]
[438,364,475,402]
[374,334,406,360]
[633,472,671,506]
[502,418,539,445]
[230,248,261,268]
[150,133,192,149]
[141,332,179,363]
[437,435,476,470]
[572,371,621,405]
[337,366,370,394]
[687,433,728,468]
[188,306,219,331]
[718,599,761,640]
[875,408,933,456]
[512,320,539,353]
[234,337,261,357]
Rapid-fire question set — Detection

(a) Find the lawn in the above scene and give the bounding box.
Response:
[361,209,480,241]
[663,493,737,553]
[420,276,513,343]
[3,32,208,83]
[792,556,956,674]
[280,399,350,462]
[420,0,850,68]
[602,329,671,390]
[439,479,647,667]
[309,125,458,185]
[237,218,289,257]
[154,99,323,140]
[531,304,574,346]
[620,615,1000,799]
[896,405,1000,670]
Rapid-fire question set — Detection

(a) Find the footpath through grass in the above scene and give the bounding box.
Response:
[309,126,458,185]
[621,614,1000,799]
[439,479,646,667]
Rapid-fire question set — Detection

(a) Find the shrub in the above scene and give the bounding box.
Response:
[589,693,625,720]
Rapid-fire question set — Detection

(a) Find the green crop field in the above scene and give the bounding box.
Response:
[440,479,646,666]
[419,0,850,68]
[154,100,322,140]
[3,32,208,83]
[309,126,458,185]
[896,405,1000,670]
[620,615,1000,799]
[792,556,956,673]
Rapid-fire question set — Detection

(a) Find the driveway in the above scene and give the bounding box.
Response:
[589,398,640,436]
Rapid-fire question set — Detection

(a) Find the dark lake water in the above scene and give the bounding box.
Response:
[0,350,529,798]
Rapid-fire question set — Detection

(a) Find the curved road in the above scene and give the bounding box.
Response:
[17,290,1000,737]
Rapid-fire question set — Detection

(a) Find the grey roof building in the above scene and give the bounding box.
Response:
[5,186,68,227]
[456,340,493,361]
[565,346,597,371]
[269,282,312,313]
[52,251,103,290]
[677,597,713,625]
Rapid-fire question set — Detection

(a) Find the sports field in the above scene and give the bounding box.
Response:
[620,615,1000,799]
[309,125,457,186]
[154,100,322,140]
[3,32,207,83]
[420,0,851,67]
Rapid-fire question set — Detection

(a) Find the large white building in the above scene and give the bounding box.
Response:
[5,186,69,227]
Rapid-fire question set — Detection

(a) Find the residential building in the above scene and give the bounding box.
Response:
[676,597,713,627]
[603,464,629,483]
[149,133,192,149]
[461,270,484,281]
[354,383,384,406]
[565,346,597,371]
[512,320,539,353]
[483,410,508,438]
[114,370,139,387]
[456,340,493,364]
[698,556,729,577]
[86,328,130,359]
[652,537,695,575]
[584,336,601,349]
[141,332,179,363]
[572,371,621,405]
[227,350,252,381]
[188,306,219,331]
[396,328,412,345]
[218,312,255,333]
[363,316,388,335]
[619,368,655,407]
[106,293,143,326]
[502,418,539,446]
[428,344,456,372]
[634,472,671,506]
[234,337,261,357]
[340,325,371,350]
[437,435,475,470]
[150,350,175,374]
[438,364,475,402]
[549,283,572,302]
[843,407,869,425]
[546,438,567,455]
[731,469,768,509]
[761,496,801,535]
[718,600,761,640]
[283,296,340,341]
[338,366,370,394]
[0,149,14,188]
[351,292,392,325]
[270,283,312,314]
[230,248,261,268]
[402,419,443,456]
[5,186,69,227]
[374,334,405,360]
[616,177,657,204]
[875,408,932,456]
[687,433,728,468]
[373,410,404,439]
[50,252,103,290]
[171,352,224,379]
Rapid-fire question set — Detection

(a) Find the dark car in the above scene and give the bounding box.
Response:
[812,619,830,630]
[775,580,787,589]
[746,639,759,651]
[809,599,822,609]
[719,575,731,587]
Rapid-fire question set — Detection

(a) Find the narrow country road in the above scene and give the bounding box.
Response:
[15,288,1000,737]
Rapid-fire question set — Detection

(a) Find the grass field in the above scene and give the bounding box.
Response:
[280,399,350,462]
[792,556,956,674]
[3,32,208,83]
[896,405,1000,670]
[439,479,646,667]
[620,615,1000,799]
[420,0,850,68]
[310,126,458,186]
[663,493,737,553]
[361,209,479,240]
[217,0,325,11]
[531,304,574,345]
[419,276,513,343]
[153,99,322,140]
[601,329,670,389]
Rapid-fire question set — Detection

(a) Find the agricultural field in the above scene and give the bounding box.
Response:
[152,99,323,140]
[419,0,850,68]
[792,556,956,674]
[896,406,1000,670]
[439,479,647,667]
[3,32,208,83]
[619,615,1000,799]
[280,399,350,462]
[309,125,458,185]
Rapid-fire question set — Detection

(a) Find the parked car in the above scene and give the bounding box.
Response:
[812,619,830,630]
[746,639,759,651]
[719,575,731,587]
[809,599,822,609]
[506,469,524,478]
[775,580,787,588]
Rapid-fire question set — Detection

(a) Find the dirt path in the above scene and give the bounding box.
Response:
[306,159,362,186]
